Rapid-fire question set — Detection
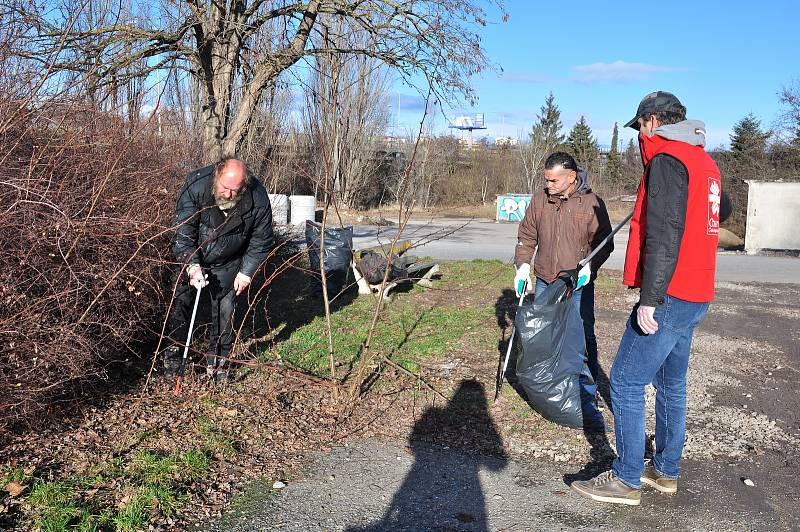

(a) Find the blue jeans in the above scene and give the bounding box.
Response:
[535,277,602,426]
[610,295,709,488]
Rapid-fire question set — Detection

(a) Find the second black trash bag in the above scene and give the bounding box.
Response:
[305,221,353,295]
[513,276,598,429]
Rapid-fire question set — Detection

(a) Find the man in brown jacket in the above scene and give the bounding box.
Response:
[514,151,613,425]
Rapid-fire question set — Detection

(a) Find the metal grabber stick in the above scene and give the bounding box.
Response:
[494,279,527,402]
[174,285,202,397]
[577,210,634,269]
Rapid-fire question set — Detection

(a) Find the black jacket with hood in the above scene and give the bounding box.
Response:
[172,165,274,278]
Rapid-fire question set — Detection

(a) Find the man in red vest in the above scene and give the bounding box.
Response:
[571,91,722,505]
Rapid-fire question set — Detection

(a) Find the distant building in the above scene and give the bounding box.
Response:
[495,136,518,147]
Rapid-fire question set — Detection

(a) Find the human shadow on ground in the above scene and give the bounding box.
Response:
[347,379,508,531]
[492,288,616,485]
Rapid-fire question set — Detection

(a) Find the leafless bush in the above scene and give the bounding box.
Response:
[0,98,190,432]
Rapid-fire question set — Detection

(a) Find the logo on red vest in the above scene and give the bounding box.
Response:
[707,177,721,235]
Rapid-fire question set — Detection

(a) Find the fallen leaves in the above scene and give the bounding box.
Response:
[0,370,352,529]
[4,481,27,497]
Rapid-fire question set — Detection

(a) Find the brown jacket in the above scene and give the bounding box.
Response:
[514,173,613,283]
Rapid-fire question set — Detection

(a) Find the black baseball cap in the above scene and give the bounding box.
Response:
[624,91,686,130]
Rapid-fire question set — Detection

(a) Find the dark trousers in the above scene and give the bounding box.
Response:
[167,261,239,368]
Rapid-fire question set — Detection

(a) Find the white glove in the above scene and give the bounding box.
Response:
[234,272,251,296]
[514,263,531,297]
[575,263,592,290]
[187,264,208,289]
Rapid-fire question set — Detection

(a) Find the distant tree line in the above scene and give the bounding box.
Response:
[380,87,800,239]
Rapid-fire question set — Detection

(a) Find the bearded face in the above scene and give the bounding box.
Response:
[212,163,247,210]
[213,183,244,210]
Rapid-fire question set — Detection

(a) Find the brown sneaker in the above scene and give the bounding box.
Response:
[570,470,641,506]
[640,461,678,494]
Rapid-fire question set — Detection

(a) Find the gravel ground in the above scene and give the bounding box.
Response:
[197,439,784,531]
[197,278,800,531]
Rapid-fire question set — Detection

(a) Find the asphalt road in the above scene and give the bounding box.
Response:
[352,217,800,284]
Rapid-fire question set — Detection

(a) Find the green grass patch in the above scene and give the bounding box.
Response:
[197,416,237,458]
[18,445,212,531]
[436,259,512,291]
[267,259,519,377]
[25,478,101,532]
[128,450,177,487]
[274,299,488,376]
[178,449,212,482]
[112,492,150,532]
[2,466,30,484]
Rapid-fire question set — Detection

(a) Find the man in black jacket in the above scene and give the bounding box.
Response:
[165,157,273,382]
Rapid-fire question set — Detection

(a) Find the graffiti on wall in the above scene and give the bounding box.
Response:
[496,194,532,222]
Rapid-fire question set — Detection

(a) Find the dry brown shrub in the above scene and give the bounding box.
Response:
[0,98,192,433]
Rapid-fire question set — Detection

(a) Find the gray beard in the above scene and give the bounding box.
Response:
[214,194,241,211]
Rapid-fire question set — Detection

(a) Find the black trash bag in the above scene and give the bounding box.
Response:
[356,250,408,285]
[305,221,353,295]
[513,276,600,429]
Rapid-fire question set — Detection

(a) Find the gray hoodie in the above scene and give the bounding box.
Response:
[652,119,707,147]
[573,167,591,194]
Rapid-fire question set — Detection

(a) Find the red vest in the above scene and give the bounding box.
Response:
[623,133,721,302]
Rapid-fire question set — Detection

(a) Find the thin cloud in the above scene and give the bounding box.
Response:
[571,60,686,83]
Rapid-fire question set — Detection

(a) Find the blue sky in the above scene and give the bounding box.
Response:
[391,0,799,149]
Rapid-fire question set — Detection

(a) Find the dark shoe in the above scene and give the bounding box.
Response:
[214,370,231,384]
[640,461,677,494]
[162,346,181,375]
[570,470,641,506]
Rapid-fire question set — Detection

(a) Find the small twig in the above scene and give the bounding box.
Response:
[379,356,447,401]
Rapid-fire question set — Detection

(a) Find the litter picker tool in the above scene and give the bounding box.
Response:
[579,210,633,268]
[494,279,527,403]
[174,285,202,397]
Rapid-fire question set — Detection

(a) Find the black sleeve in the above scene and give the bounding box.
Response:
[640,154,688,307]
[589,197,614,273]
[239,196,274,278]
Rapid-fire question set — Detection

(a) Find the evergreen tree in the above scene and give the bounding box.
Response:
[604,122,621,192]
[620,138,642,193]
[567,116,600,174]
[519,92,565,192]
[730,113,771,171]
[530,93,565,151]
